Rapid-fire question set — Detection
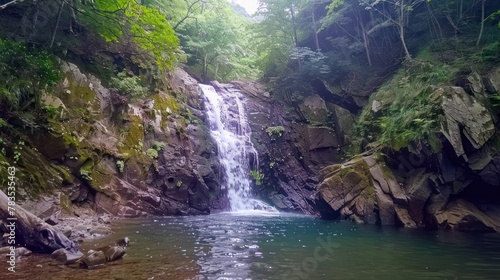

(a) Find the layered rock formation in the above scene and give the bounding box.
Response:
[231,67,500,232]
[9,62,226,222]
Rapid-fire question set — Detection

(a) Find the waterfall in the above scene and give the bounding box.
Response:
[200,84,276,212]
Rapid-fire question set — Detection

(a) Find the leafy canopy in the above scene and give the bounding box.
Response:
[82,0,180,69]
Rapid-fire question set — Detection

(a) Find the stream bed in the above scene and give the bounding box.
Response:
[3,212,500,280]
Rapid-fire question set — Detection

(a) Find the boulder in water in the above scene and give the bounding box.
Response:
[115,237,130,247]
[80,250,106,268]
[51,248,84,265]
[104,246,127,261]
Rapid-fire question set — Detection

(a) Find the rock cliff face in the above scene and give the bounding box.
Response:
[15,62,226,219]
[230,66,500,232]
[225,81,354,215]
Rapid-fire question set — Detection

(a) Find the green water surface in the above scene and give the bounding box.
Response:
[2,213,500,280]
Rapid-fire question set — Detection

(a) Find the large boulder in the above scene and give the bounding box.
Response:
[316,155,413,226]
[484,66,500,94]
[479,156,500,187]
[299,94,330,124]
[437,86,495,159]
[0,190,80,254]
[435,199,500,232]
[404,169,433,226]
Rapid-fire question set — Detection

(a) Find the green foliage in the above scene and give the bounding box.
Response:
[111,72,148,98]
[0,38,60,112]
[80,0,179,69]
[146,148,159,159]
[80,169,92,181]
[146,141,165,159]
[353,53,457,151]
[490,93,500,107]
[487,9,500,28]
[152,141,166,151]
[250,169,264,186]
[377,87,440,150]
[42,105,62,119]
[176,0,259,81]
[266,126,286,140]
[116,159,125,173]
[480,41,500,62]
[0,119,9,129]
[13,141,24,164]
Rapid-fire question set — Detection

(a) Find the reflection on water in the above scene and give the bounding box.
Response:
[2,213,500,280]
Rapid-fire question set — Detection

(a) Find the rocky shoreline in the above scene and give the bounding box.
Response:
[0,190,131,269]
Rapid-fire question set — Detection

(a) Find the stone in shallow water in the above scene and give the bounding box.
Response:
[81,250,106,268]
[116,237,130,247]
[104,246,127,261]
[51,248,83,265]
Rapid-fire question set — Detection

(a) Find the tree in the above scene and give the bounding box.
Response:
[360,0,426,61]
[79,0,180,69]
[143,0,205,31]
[176,0,258,81]
[322,0,375,65]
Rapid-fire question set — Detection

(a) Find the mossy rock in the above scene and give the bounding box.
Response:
[152,93,180,113]
[118,115,145,159]
[57,74,99,110]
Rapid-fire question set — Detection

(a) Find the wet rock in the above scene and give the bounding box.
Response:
[98,215,111,224]
[115,237,130,247]
[89,226,112,236]
[404,169,433,226]
[394,205,417,228]
[104,246,126,261]
[435,199,500,232]
[316,155,432,226]
[317,158,386,224]
[81,250,106,268]
[51,248,84,265]
[0,190,79,254]
[374,188,396,226]
[0,247,32,258]
[365,156,407,205]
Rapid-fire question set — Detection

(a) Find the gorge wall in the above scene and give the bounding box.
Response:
[228,67,500,232]
[5,62,228,223]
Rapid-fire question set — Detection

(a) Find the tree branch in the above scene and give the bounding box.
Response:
[0,0,18,10]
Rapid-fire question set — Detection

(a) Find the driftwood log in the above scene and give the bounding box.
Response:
[0,190,79,253]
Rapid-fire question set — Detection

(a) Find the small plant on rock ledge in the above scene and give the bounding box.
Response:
[146,148,159,159]
[250,169,264,186]
[116,159,125,173]
[265,126,285,141]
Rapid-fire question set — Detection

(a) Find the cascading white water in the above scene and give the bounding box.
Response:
[200,84,276,212]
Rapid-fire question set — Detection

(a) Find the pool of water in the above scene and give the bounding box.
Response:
[3,212,500,279]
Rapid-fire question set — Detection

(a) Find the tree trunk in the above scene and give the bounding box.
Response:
[290,4,298,46]
[476,0,485,46]
[311,9,320,50]
[357,11,372,66]
[399,0,412,60]
[0,190,79,254]
[50,1,66,49]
